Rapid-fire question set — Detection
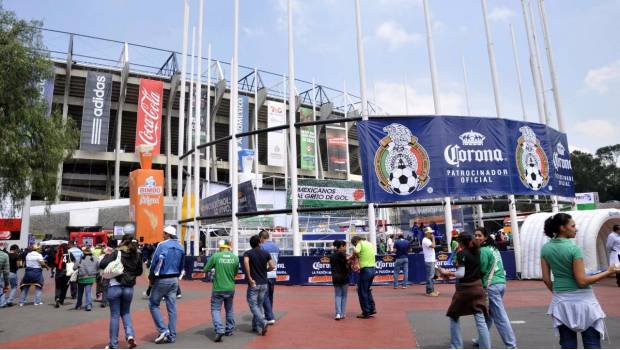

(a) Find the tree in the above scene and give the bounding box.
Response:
[0,5,78,207]
[596,144,620,167]
[570,149,620,202]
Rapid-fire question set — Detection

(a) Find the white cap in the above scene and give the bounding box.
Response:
[163,225,177,237]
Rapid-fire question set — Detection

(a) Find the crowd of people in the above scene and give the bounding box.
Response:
[1,216,619,348]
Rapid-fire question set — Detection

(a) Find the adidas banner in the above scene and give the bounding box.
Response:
[80,71,112,151]
[357,116,574,203]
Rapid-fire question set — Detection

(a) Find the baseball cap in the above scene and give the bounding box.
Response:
[424,227,435,233]
[163,225,177,238]
[218,240,231,249]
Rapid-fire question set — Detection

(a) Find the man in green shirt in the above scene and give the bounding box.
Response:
[204,240,239,342]
[351,236,376,319]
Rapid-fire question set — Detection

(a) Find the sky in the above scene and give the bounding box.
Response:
[5,0,619,154]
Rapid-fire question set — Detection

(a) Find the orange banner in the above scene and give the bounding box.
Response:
[129,169,164,244]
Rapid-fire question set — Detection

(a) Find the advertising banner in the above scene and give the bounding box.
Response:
[135,79,164,155]
[326,125,347,173]
[80,71,112,151]
[236,95,250,149]
[287,178,365,208]
[38,77,55,117]
[128,169,164,244]
[199,181,257,220]
[267,101,287,167]
[357,116,574,202]
[299,107,317,171]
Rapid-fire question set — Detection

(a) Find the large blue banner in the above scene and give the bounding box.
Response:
[357,116,574,203]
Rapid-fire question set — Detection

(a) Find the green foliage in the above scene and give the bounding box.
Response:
[570,146,620,202]
[0,5,79,205]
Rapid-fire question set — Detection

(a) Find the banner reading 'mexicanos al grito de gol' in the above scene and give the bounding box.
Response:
[357,116,575,203]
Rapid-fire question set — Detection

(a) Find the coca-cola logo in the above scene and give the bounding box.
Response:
[138,86,162,147]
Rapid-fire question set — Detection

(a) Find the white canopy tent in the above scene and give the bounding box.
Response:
[520,209,620,279]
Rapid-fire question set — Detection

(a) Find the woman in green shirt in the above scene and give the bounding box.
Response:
[474,227,516,349]
[541,213,619,349]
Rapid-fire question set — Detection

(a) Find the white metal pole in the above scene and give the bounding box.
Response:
[403,79,409,114]
[206,43,212,197]
[521,0,545,124]
[288,0,301,256]
[282,74,288,193]
[538,0,564,131]
[177,0,190,224]
[528,1,550,125]
[194,0,204,257]
[186,25,196,255]
[343,81,351,180]
[253,68,260,189]
[20,193,31,246]
[481,0,501,117]
[510,24,528,121]
[461,56,472,115]
[312,78,319,179]
[230,0,240,255]
[423,0,452,250]
[354,0,376,248]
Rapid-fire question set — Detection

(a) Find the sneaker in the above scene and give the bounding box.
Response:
[426,291,440,297]
[85,306,92,311]
[154,331,170,344]
[214,333,223,343]
[261,324,269,336]
[18,303,24,307]
[356,313,372,319]
[472,338,479,348]
[266,319,276,325]
[224,332,234,336]
[6,302,13,307]
[127,336,137,349]
[335,314,341,320]
[176,294,182,299]
[55,300,60,308]
[401,285,407,289]
[34,302,43,306]
[369,310,377,316]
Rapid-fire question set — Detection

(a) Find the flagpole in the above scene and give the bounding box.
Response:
[461,56,471,115]
[206,43,211,197]
[422,0,452,251]
[312,78,319,180]
[343,81,351,180]
[177,0,190,225]
[510,24,528,121]
[186,25,196,254]
[230,0,240,255]
[287,0,301,256]
[354,0,376,248]
[193,0,204,256]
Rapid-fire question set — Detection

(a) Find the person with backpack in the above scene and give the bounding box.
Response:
[52,243,71,308]
[75,246,99,311]
[100,234,143,349]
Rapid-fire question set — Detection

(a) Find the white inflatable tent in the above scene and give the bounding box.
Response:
[519,209,620,279]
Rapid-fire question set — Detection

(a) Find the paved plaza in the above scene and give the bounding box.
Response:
[1,276,619,349]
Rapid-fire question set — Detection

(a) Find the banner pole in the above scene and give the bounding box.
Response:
[354,0,376,248]
[194,0,204,257]
[186,26,196,255]
[510,24,528,121]
[288,0,301,256]
[253,68,260,192]
[230,0,240,255]
[461,56,471,115]
[312,78,319,180]
[177,0,190,224]
[343,81,351,181]
[206,43,211,197]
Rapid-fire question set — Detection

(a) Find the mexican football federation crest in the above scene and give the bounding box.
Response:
[515,126,549,191]
[374,123,430,195]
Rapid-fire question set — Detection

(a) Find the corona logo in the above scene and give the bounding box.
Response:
[382,255,394,262]
[320,256,330,264]
[459,130,485,146]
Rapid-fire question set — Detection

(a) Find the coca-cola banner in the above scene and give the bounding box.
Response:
[357,116,575,203]
[135,79,164,154]
[80,71,112,151]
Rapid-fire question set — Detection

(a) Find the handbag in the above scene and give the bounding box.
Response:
[69,269,78,283]
[102,251,124,279]
[65,262,75,277]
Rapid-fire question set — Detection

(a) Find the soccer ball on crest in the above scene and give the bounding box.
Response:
[524,163,545,190]
[389,166,419,195]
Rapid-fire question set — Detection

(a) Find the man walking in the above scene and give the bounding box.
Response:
[392,235,410,289]
[422,227,439,297]
[0,245,20,307]
[149,226,185,344]
[351,236,376,319]
[0,245,10,307]
[259,229,279,325]
[606,224,620,287]
[67,241,83,299]
[243,235,275,336]
[205,240,239,343]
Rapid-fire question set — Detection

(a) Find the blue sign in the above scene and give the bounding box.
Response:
[357,116,574,203]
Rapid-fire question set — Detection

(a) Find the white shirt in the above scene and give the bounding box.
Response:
[422,237,435,263]
[387,238,394,253]
[606,232,620,266]
[25,251,45,269]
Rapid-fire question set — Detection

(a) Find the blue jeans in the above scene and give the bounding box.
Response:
[486,284,516,348]
[149,278,179,342]
[393,258,409,288]
[450,313,490,349]
[76,283,93,309]
[211,291,235,335]
[558,325,601,349]
[357,267,376,315]
[334,284,348,316]
[247,284,268,331]
[107,286,135,349]
[425,261,435,294]
[19,285,43,305]
[262,278,276,321]
[0,272,18,306]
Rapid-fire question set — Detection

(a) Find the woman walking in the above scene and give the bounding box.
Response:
[441,233,490,349]
[541,213,619,349]
[100,235,143,349]
[75,247,99,311]
[52,243,71,308]
[18,245,48,306]
[329,240,350,320]
[474,227,516,349]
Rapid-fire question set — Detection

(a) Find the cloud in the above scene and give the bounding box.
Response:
[568,145,592,154]
[572,119,619,145]
[488,7,515,22]
[375,21,422,51]
[584,60,620,94]
[242,26,265,37]
[373,81,464,115]
[377,0,422,7]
